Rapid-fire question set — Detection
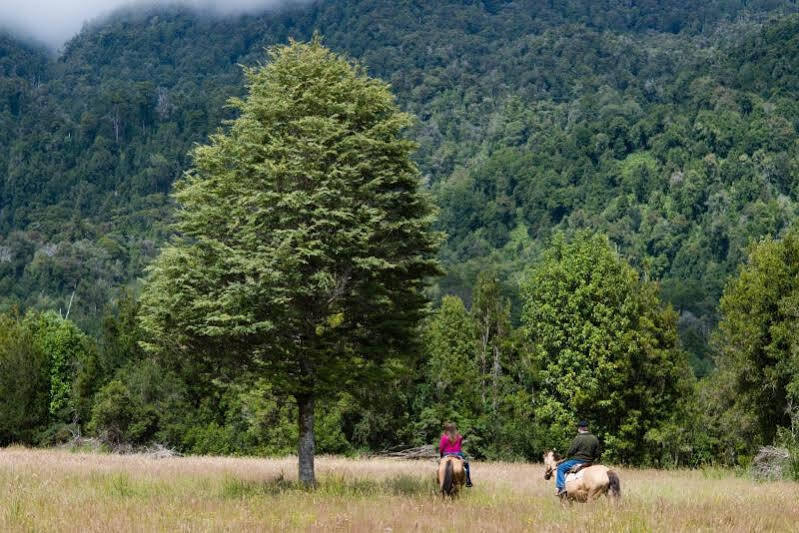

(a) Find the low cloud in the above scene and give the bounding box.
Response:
[0,1,313,49]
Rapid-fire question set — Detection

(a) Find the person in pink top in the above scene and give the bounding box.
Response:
[439,421,473,487]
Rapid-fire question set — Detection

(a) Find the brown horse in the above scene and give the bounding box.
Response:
[438,456,466,497]
[543,450,621,502]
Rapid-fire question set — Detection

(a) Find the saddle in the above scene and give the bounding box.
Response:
[567,462,592,474]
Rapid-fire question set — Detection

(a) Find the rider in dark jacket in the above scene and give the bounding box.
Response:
[555,421,600,495]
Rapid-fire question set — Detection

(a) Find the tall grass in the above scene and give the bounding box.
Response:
[0,448,797,531]
[220,472,434,499]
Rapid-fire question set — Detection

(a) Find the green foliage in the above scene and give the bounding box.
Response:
[25,311,94,423]
[139,38,440,388]
[0,311,98,445]
[415,275,536,460]
[0,2,792,348]
[88,379,136,445]
[775,425,799,481]
[421,296,481,421]
[521,233,696,465]
[138,39,439,482]
[695,368,759,466]
[0,3,797,366]
[88,359,189,446]
[726,16,799,97]
[73,294,143,425]
[0,314,49,445]
[180,380,298,456]
[4,1,799,464]
[714,229,799,446]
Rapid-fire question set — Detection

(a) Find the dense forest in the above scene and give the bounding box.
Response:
[3,0,799,470]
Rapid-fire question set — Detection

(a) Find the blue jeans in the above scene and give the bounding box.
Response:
[556,459,585,491]
[444,452,472,483]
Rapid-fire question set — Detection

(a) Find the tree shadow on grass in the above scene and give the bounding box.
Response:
[220,472,435,499]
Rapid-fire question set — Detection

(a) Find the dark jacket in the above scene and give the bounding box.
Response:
[566,432,600,462]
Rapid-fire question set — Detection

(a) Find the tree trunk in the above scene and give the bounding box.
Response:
[297,393,315,486]
[492,343,501,413]
[479,316,490,408]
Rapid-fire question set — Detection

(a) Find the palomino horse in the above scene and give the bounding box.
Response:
[438,455,466,497]
[543,450,621,502]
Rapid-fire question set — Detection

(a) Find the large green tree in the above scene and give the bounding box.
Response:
[138,39,440,484]
[714,229,799,445]
[521,232,695,465]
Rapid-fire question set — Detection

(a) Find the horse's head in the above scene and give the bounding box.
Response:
[542,450,560,480]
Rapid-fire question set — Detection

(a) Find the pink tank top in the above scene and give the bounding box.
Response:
[439,433,463,454]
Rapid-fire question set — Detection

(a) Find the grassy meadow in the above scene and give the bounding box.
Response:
[0,447,797,532]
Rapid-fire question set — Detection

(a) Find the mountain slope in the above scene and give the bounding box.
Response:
[1,1,799,373]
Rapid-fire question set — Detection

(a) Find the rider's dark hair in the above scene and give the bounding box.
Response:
[443,422,459,444]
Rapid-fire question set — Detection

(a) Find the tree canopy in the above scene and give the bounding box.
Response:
[138,39,440,484]
[521,233,695,465]
[714,229,799,444]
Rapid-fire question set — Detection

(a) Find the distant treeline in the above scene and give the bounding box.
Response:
[2,228,799,472]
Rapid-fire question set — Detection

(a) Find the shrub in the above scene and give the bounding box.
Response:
[0,315,49,445]
[88,359,189,447]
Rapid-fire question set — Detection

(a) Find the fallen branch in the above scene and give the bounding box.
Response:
[378,444,437,460]
[751,445,790,480]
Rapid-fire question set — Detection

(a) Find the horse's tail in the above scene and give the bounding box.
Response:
[442,459,454,496]
[607,470,621,500]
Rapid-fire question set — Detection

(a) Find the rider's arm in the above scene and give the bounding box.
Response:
[565,439,578,459]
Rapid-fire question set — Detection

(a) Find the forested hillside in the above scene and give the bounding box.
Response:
[0,1,796,341]
[3,0,799,464]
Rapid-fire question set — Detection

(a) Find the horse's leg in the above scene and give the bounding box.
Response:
[573,484,589,503]
[438,460,448,497]
[455,461,466,496]
[558,492,570,506]
[587,485,604,501]
[563,481,580,503]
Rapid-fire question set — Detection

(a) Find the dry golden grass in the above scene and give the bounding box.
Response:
[0,446,797,532]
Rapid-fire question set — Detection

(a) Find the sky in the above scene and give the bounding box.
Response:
[0,0,312,49]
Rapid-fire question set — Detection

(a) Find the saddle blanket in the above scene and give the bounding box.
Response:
[565,470,585,483]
